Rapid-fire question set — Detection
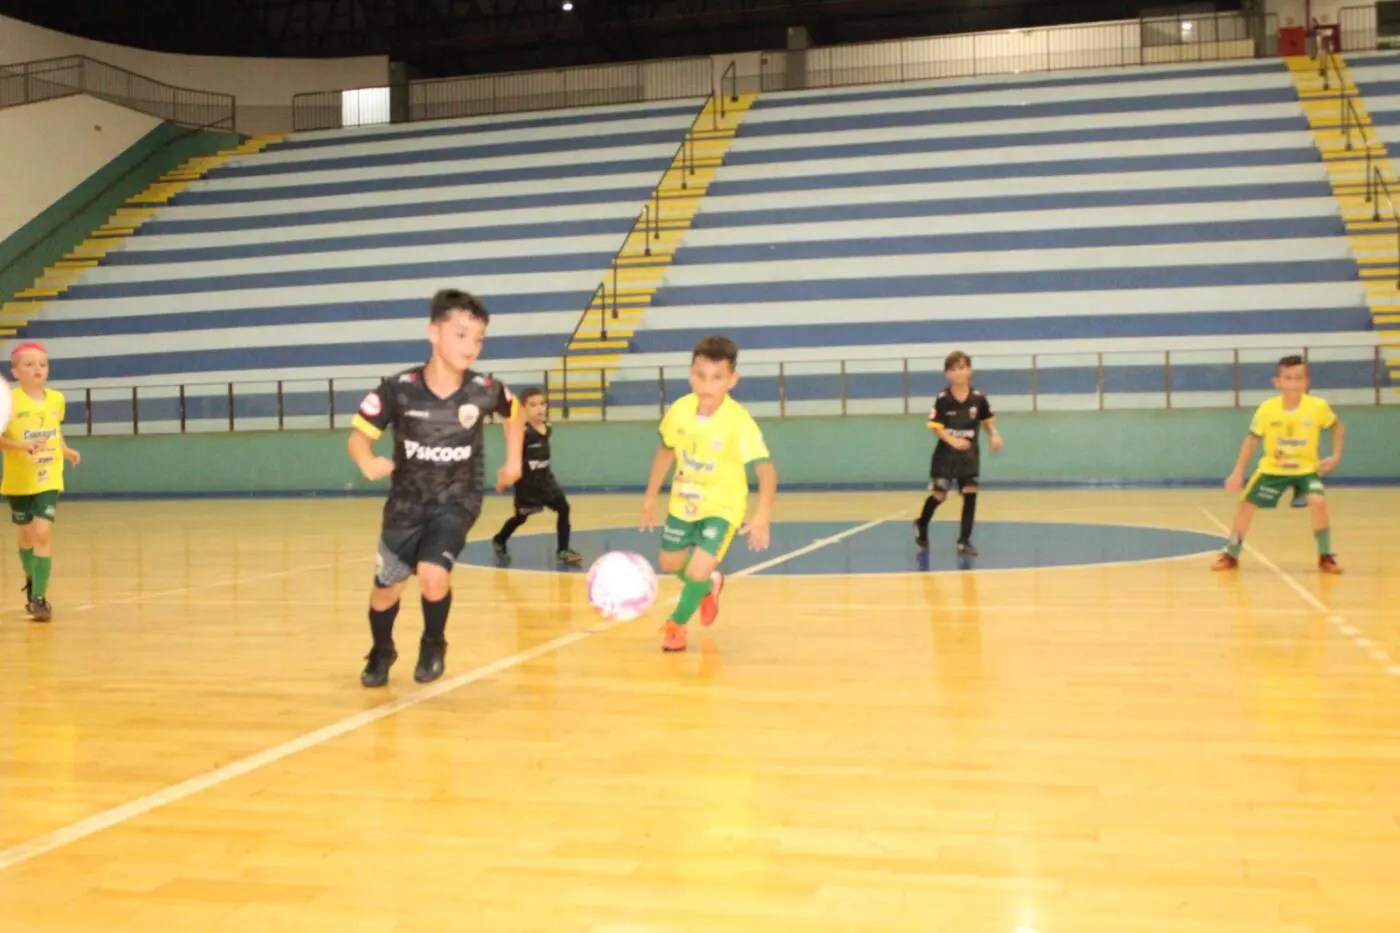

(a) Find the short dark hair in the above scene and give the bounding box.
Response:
[1277,354,1306,373]
[430,288,489,324]
[520,387,545,404]
[692,335,738,368]
[944,350,972,372]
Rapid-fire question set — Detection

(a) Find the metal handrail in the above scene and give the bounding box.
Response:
[0,56,236,129]
[1368,165,1400,288]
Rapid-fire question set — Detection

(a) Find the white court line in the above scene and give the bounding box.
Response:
[1199,508,1397,678]
[70,556,376,613]
[0,510,903,873]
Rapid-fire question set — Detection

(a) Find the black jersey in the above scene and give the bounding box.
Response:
[928,387,994,477]
[514,422,565,510]
[353,365,516,529]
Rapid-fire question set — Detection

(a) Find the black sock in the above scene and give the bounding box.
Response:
[369,601,400,649]
[917,495,941,531]
[495,513,527,544]
[553,497,572,551]
[959,493,978,543]
[422,590,453,644]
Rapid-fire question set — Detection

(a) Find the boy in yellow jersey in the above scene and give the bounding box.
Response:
[0,343,81,622]
[1213,354,1344,574]
[641,335,778,653]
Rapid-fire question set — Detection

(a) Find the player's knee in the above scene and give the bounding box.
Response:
[932,490,948,503]
[417,564,452,601]
[684,550,718,582]
[658,549,688,573]
[1307,494,1328,512]
[369,583,403,611]
[28,521,52,548]
[962,486,979,496]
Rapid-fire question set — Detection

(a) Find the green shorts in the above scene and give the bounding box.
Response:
[1244,472,1324,509]
[9,490,59,525]
[661,515,737,561]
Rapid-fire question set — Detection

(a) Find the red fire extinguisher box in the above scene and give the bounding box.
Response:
[1280,25,1307,55]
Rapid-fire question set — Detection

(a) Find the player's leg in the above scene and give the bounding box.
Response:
[548,494,581,564]
[12,496,35,608]
[663,518,734,649]
[412,513,471,683]
[956,478,980,555]
[492,507,529,563]
[914,480,949,549]
[25,494,58,621]
[362,527,418,687]
[1302,475,1341,573]
[1214,474,1271,570]
[696,518,737,628]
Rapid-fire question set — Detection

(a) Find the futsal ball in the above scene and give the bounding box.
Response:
[587,551,658,621]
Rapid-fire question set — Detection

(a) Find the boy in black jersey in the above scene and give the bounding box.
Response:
[914,351,1003,555]
[491,388,582,566]
[348,289,524,688]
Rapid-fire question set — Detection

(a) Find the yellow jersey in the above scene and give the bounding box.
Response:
[2,387,67,496]
[1248,394,1337,477]
[660,394,770,525]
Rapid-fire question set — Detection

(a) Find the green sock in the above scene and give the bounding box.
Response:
[31,556,51,599]
[1315,528,1332,556]
[19,547,33,578]
[669,576,713,625]
[1226,534,1243,559]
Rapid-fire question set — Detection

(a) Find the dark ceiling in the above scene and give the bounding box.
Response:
[2,0,1237,78]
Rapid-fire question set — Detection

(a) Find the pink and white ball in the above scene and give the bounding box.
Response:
[587,551,658,621]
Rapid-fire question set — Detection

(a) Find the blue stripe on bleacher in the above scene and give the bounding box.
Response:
[601,358,1377,407]
[725,117,1305,167]
[49,334,566,382]
[707,149,1316,198]
[109,217,634,265]
[140,185,655,235]
[273,101,702,153]
[1369,111,1400,127]
[675,218,1346,265]
[750,61,1286,111]
[740,88,1300,137]
[694,182,1330,229]
[211,127,691,179]
[26,293,583,340]
[173,155,670,205]
[654,260,1358,307]
[1351,78,1400,95]
[629,307,1373,355]
[61,248,615,301]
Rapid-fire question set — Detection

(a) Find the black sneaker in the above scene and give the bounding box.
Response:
[27,597,52,623]
[956,541,979,556]
[912,520,928,549]
[415,638,447,684]
[492,539,510,564]
[360,644,397,688]
[556,548,582,565]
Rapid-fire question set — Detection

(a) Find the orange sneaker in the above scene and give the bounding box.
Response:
[661,621,688,652]
[1318,554,1343,574]
[1212,553,1239,571]
[699,571,724,627]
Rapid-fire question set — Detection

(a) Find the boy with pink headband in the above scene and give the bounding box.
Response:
[1,342,80,622]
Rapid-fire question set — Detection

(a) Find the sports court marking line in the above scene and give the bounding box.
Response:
[69,556,376,613]
[1199,508,1396,678]
[0,510,903,873]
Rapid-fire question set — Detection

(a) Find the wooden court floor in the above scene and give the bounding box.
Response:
[1,489,1399,933]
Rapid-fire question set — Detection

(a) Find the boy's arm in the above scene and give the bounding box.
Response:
[348,429,393,480]
[745,459,778,550]
[640,445,675,529]
[1225,434,1260,490]
[349,382,395,481]
[1320,418,1345,473]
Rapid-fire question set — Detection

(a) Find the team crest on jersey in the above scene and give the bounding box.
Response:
[359,392,382,418]
[458,403,480,429]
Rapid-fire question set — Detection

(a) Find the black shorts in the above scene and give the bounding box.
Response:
[514,476,565,516]
[374,510,477,587]
[930,451,979,492]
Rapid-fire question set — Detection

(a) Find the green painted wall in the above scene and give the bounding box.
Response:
[0,122,243,307]
[63,407,1400,498]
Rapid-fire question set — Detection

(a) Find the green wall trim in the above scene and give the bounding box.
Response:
[61,407,1400,498]
[0,121,243,307]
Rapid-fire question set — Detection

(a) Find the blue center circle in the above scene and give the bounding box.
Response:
[463,520,1224,576]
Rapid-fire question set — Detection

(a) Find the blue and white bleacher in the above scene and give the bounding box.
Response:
[27,99,706,432]
[1349,50,1400,150]
[609,59,1382,417]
